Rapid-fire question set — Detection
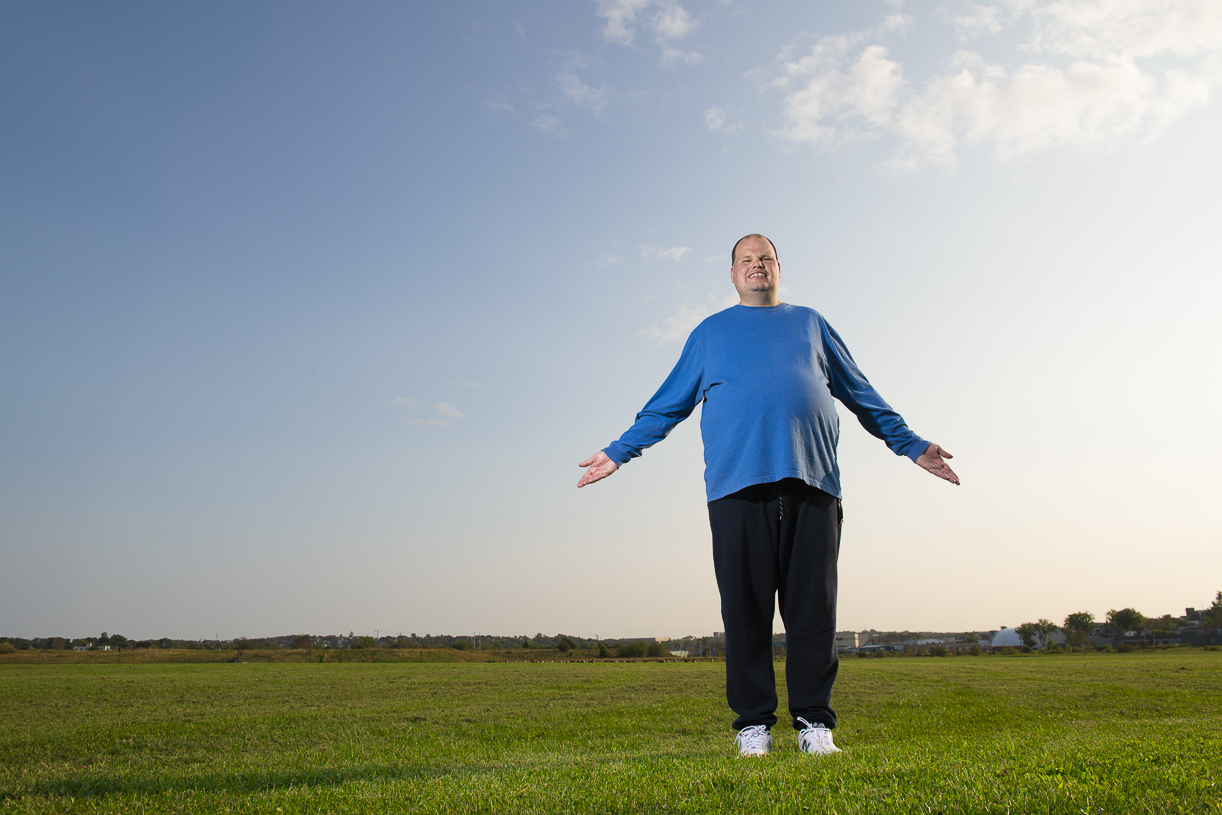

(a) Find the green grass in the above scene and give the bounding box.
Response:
[2,651,1220,813]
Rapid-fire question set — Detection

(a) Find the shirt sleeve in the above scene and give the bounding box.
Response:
[820,317,928,462]
[603,329,705,466]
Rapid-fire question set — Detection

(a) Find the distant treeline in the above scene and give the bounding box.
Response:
[0,632,729,658]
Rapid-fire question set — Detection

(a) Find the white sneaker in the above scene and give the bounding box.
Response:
[796,717,841,755]
[735,724,772,757]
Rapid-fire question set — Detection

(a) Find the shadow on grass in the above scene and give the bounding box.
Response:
[3,762,480,801]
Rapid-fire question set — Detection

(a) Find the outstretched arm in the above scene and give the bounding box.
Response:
[915,443,960,485]
[577,451,619,488]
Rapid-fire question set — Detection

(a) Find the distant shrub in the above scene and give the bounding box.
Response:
[1000,647,1016,656]
[1116,643,1136,653]
[451,639,471,651]
[931,645,948,657]
[233,638,272,651]
[598,644,610,658]
[617,642,646,658]
[646,642,667,658]
[855,650,869,658]
[1020,646,1033,654]
[968,645,982,656]
[0,642,15,654]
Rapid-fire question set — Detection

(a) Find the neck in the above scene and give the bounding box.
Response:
[739,294,781,307]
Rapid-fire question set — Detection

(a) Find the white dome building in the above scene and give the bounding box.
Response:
[991,628,1025,648]
[990,627,1067,649]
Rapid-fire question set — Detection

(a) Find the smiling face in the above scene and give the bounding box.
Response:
[730,235,781,307]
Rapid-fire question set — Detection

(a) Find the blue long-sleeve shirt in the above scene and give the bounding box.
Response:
[604,304,927,501]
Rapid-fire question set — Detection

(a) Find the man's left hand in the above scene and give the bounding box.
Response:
[915,443,960,485]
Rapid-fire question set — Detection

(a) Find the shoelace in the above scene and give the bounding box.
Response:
[736,725,770,751]
[795,717,835,752]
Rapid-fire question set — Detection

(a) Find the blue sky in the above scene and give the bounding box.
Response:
[3,0,1220,641]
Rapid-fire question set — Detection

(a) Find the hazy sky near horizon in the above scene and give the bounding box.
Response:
[3,0,1220,642]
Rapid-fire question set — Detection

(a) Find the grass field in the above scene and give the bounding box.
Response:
[2,651,1220,814]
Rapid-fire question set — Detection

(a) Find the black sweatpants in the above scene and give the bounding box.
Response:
[708,478,841,731]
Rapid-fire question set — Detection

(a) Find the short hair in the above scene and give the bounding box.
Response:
[731,233,779,265]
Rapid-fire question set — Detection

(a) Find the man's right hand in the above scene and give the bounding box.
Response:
[577,451,618,488]
[915,443,960,485]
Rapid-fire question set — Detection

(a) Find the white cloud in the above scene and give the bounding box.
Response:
[597,0,701,63]
[641,244,693,261]
[662,47,704,66]
[775,42,905,149]
[483,95,515,115]
[393,398,467,428]
[1024,0,1222,60]
[952,3,1006,39]
[882,11,914,32]
[520,69,608,138]
[597,0,651,45]
[889,53,1193,168]
[769,0,1222,168]
[639,293,738,344]
[652,3,695,40]
[556,71,609,114]
[704,105,744,134]
[532,114,567,137]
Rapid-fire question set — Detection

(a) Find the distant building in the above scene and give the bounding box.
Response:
[904,638,955,647]
[990,628,1024,648]
[834,632,858,649]
[991,628,1065,649]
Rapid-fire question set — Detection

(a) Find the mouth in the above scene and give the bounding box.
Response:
[748,272,765,279]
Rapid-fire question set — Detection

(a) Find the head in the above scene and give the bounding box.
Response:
[730,233,781,307]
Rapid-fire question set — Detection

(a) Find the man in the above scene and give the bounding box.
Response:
[577,234,959,757]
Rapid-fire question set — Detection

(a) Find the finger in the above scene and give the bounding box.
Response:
[938,446,953,459]
[578,455,599,467]
[577,465,611,488]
